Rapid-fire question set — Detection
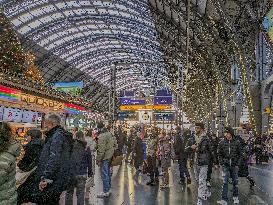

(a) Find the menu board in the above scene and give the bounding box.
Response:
[22,110,38,123]
[0,106,42,124]
[3,107,23,122]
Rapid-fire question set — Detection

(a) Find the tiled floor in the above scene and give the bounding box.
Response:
[59,161,272,205]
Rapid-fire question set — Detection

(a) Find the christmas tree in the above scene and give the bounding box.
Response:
[0,13,26,74]
[25,52,44,83]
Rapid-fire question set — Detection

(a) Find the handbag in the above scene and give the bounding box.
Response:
[16,166,37,188]
[111,155,123,167]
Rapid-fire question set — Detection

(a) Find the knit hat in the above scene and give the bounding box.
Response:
[224,127,234,136]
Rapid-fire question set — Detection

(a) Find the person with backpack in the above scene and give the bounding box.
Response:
[66,131,92,205]
[18,114,73,205]
[96,122,117,198]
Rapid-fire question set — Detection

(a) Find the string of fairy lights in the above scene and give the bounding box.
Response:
[0,13,93,110]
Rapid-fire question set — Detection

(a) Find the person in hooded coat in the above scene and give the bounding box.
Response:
[0,122,20,205]
[17,129,44,172]
[17,129,44,205]
[66,131,92,205]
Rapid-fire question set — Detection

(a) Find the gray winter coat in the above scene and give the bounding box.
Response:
[0,141,20,205]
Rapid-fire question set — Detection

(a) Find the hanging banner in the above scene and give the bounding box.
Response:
[52,81,84,96]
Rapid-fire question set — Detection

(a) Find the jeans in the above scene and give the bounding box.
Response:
[194,164,209,199]
[147,156,159,182]
[178,158,190,180]
[66,175,87,205]
[221,166,239,201]
[101,160,111,193]
[207,160,213,182]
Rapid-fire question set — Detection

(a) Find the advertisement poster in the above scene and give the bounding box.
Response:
[52,81,84,96]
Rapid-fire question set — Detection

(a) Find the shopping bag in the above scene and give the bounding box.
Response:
[111,155,123,166]
[85,176,94,188]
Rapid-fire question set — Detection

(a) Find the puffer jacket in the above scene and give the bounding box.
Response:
[0,141,20,205]
[217,138,242,167]
[96,129,117,161]
[186,134,213,166]
[147,136,158,157]
[70,140,92,176]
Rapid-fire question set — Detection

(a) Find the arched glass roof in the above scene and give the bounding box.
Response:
[2,0,166,90]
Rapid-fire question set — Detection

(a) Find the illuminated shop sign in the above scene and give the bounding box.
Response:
[20,93,64,110]
[0,85,85,113]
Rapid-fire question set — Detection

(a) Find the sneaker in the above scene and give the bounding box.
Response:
[187,178,191,185]
[206,181,211,187]
[233,197,239,204]
[179,178,185,184]
[206,191,211,198]
[146,181,154,186]
[197,198,202,205]
[217,200,227,205]
[97,192,110,198]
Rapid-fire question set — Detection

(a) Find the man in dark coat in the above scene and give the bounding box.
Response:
[173,127,191,184]
[133,130,144,174]
[18,114,73,205]
[217,127,242,205]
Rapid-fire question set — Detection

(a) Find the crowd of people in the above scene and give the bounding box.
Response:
[0,113,272,205]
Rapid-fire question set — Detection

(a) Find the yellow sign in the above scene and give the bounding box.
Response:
[265,107,271,114]
[20,93,64,110]
[119,105,171,111]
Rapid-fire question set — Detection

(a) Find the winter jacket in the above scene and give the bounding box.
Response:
[173,132,188,160]
[17,138,44,172]
[133,136,144,168]
[35,125,73,192]
[147,137,158,157]
[209,136,220,165]
[0,141,20,205]
[158,135,172,159]
[186,133,213,166]
[70,140,92,176]
[217,138,242,167]
[96,130,117,162]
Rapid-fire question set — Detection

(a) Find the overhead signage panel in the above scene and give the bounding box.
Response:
[119,98,145,105]
[154,112,175,121]
[154,96,172,105]
[119,105,171,111]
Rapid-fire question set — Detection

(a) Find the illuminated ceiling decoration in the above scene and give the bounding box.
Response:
[1,0,271,129]
[1,0,170,112]
[148,0,270,132]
